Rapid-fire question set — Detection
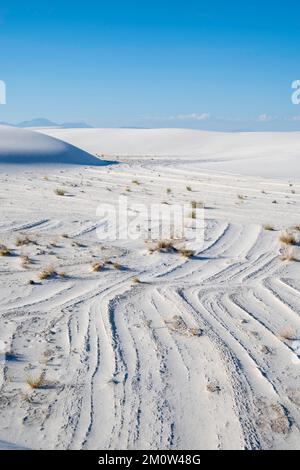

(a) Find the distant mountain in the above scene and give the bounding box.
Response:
[18,118,59,128]
[0,118,94,129]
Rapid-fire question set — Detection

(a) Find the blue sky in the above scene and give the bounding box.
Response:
[1,1,300,130]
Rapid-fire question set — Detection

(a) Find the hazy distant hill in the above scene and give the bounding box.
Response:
[1,118,93,129]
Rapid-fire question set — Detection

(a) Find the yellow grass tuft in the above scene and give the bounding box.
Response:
[179,248,195,258]
[20,255,30,268]
[26,372,46,389]
[279,232,297,246]
[148,240,177,253]
[54,188,66,196]
[38,266,57,280]
[0,245,11,256]
[112,262,122,270]
[263,224,275,231]
[91,262,104,272]
[16,235,35,246]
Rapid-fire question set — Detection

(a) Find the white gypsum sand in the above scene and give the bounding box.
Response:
[0,127,299,450]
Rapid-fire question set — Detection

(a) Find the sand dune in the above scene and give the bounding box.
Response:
[0,126,104,165]
[0,129,299,449]
[39,128,300,178]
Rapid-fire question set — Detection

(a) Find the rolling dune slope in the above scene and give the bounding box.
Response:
[39,128,300,178]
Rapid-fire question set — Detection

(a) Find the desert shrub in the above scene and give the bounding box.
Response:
[54,188,66,196]
[38,266,57,280]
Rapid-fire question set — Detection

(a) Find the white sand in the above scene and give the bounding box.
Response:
[0,125,104,166]
[0,128,299,450]
[39,128,300,178]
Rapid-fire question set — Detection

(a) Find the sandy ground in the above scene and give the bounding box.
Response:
[0,128,300,450]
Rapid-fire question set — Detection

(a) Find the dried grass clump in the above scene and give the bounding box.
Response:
[207,382,221,393]
[263,224,275,231]
[132,277,141,284]
[112,262,122,270]
[0,245,11,256]
[16,235,35,246]
[20,255,30,268]
[186,186,192,191]
[132,179,140,185]
[54,188,66,196]
[91,262,104,272]
[149,240,177,254]
[179,248,195,258]
[26,372,46,389]
[38,266,57,280]
[279,232,297,246]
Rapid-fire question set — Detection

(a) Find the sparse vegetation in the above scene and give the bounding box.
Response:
[166,188,171,194]
[54,188,66,196]
[148,240,177,253]
[26,371,46,389]
[263,224,275,231]
[132,277,141,283]
[0,245,11,256]
[16,235,35,246]
[186,186,192,191]
[279,232,297,246]
[132,179,140,185]
[38,266,57,280]
[112,262,122,270]
[20,255,30,268]
[207,383,221,393]
[91,262,104,272]
[179,248,195,258]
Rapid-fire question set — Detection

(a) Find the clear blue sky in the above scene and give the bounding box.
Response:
[1,0,300,130]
